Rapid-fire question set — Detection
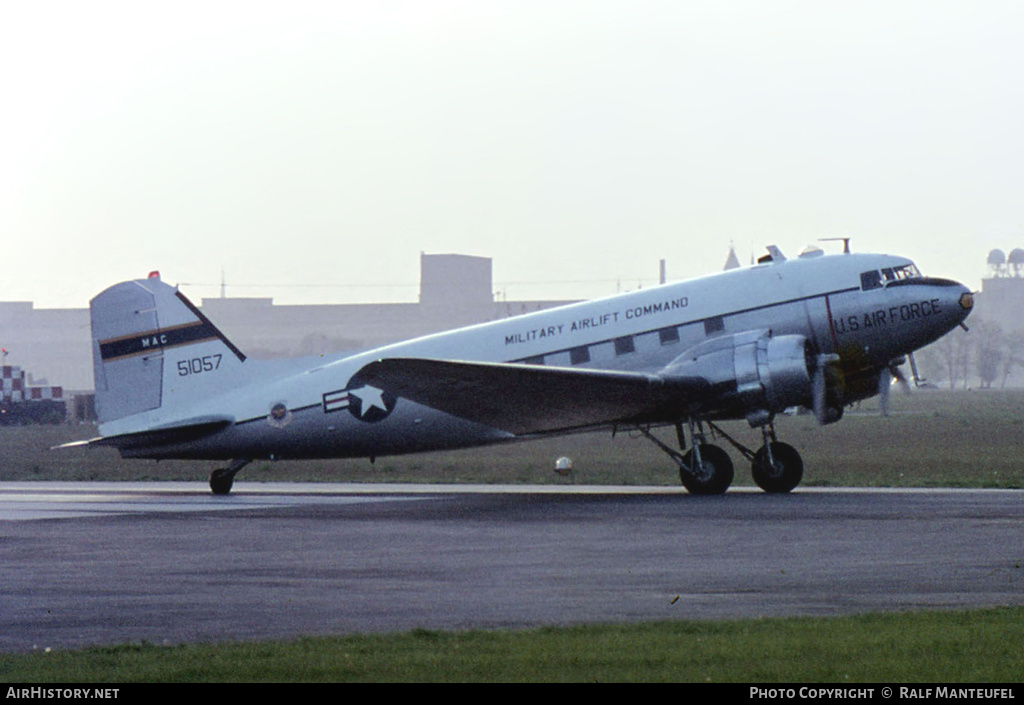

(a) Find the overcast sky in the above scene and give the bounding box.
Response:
[2,0,1022,309]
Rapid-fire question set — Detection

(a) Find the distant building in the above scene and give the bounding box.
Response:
[419,253,493,309]
[925,246,1024,389]
[0,303,88,390]
[977,248,1024,335]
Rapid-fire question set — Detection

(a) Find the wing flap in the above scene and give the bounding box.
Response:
[357,358,706,435]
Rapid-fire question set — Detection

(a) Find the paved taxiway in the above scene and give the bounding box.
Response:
[1,482,1021,652]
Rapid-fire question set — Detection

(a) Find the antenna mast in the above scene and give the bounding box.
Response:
[820,237,851,254]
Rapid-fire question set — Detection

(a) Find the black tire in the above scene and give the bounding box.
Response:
[751,441,804,493]
[210,469,234,496]
[680,444,734,495]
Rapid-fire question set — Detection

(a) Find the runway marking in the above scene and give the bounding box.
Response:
[0,484,429,521]
[0,481,690,521]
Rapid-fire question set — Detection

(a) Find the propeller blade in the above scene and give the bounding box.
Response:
[812,353,840,425]
[812,364,827,424]
[878,367,892,417]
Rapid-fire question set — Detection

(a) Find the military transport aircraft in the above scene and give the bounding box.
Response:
[75,244,973,495]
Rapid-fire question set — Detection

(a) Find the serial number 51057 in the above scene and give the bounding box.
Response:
[177,354,223,376]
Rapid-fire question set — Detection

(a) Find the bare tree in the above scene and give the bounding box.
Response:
[971,321,1005,389]
[1001,331,1024,388]
[927,327,972,389]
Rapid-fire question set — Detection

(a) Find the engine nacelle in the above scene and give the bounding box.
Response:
[661,330,813,425]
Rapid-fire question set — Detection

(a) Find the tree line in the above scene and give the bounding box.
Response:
[915,321,1024,389]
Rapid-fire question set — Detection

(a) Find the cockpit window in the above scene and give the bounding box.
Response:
[890,263,921,280]
[860,270,883,290]
[861,263,921,291]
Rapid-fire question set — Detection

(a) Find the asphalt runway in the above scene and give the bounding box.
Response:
[1,482,1021,652]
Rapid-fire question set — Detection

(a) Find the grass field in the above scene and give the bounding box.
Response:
[2,607,1022,682]
[3,389,1022,488]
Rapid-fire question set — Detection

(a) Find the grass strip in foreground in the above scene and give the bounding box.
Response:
[2,607,1022,683]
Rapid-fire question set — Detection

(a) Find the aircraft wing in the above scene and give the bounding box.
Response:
[357,358,707,435]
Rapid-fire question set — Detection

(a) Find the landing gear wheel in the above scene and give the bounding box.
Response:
[209,459,251,495]
[751,441,803,493]
[680,444,734,495]
[210,468,234,496]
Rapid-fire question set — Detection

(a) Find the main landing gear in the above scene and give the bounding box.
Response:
[638,419,803,494]
[210,458,251,495]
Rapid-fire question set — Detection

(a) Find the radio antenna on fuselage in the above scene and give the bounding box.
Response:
[819,237,851,254]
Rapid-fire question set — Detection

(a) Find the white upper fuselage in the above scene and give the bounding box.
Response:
[313,250,963,387]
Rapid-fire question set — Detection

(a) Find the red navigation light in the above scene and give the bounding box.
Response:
[148,271,161,279]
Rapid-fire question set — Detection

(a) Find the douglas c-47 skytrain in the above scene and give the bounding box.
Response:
[72,244,974,495]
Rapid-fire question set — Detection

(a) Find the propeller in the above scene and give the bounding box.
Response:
[879,355,915,416]
[878,366,892,416]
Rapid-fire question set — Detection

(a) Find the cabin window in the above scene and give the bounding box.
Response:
[704,317,725,335]
[614,336,636,356]
[570,346,590,365]
[522,355,544,366]
[659,326,680,345]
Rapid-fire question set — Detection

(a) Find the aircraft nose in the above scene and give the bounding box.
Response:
[892,276,974,347]
[939,279,974,328]
[954,283,974,320]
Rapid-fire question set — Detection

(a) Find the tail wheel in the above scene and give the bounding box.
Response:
[210,469,234,496]
[751,441,804,493]
[209,458,251,495]
[680,444,734,495]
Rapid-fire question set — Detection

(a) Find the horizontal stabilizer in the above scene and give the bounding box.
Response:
[357,358,705,435]
[58,416,233,452]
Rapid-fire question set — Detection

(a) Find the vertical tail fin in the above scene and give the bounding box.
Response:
[90,273,246,432]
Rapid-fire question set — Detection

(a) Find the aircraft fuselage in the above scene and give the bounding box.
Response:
[105,250,971,464]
